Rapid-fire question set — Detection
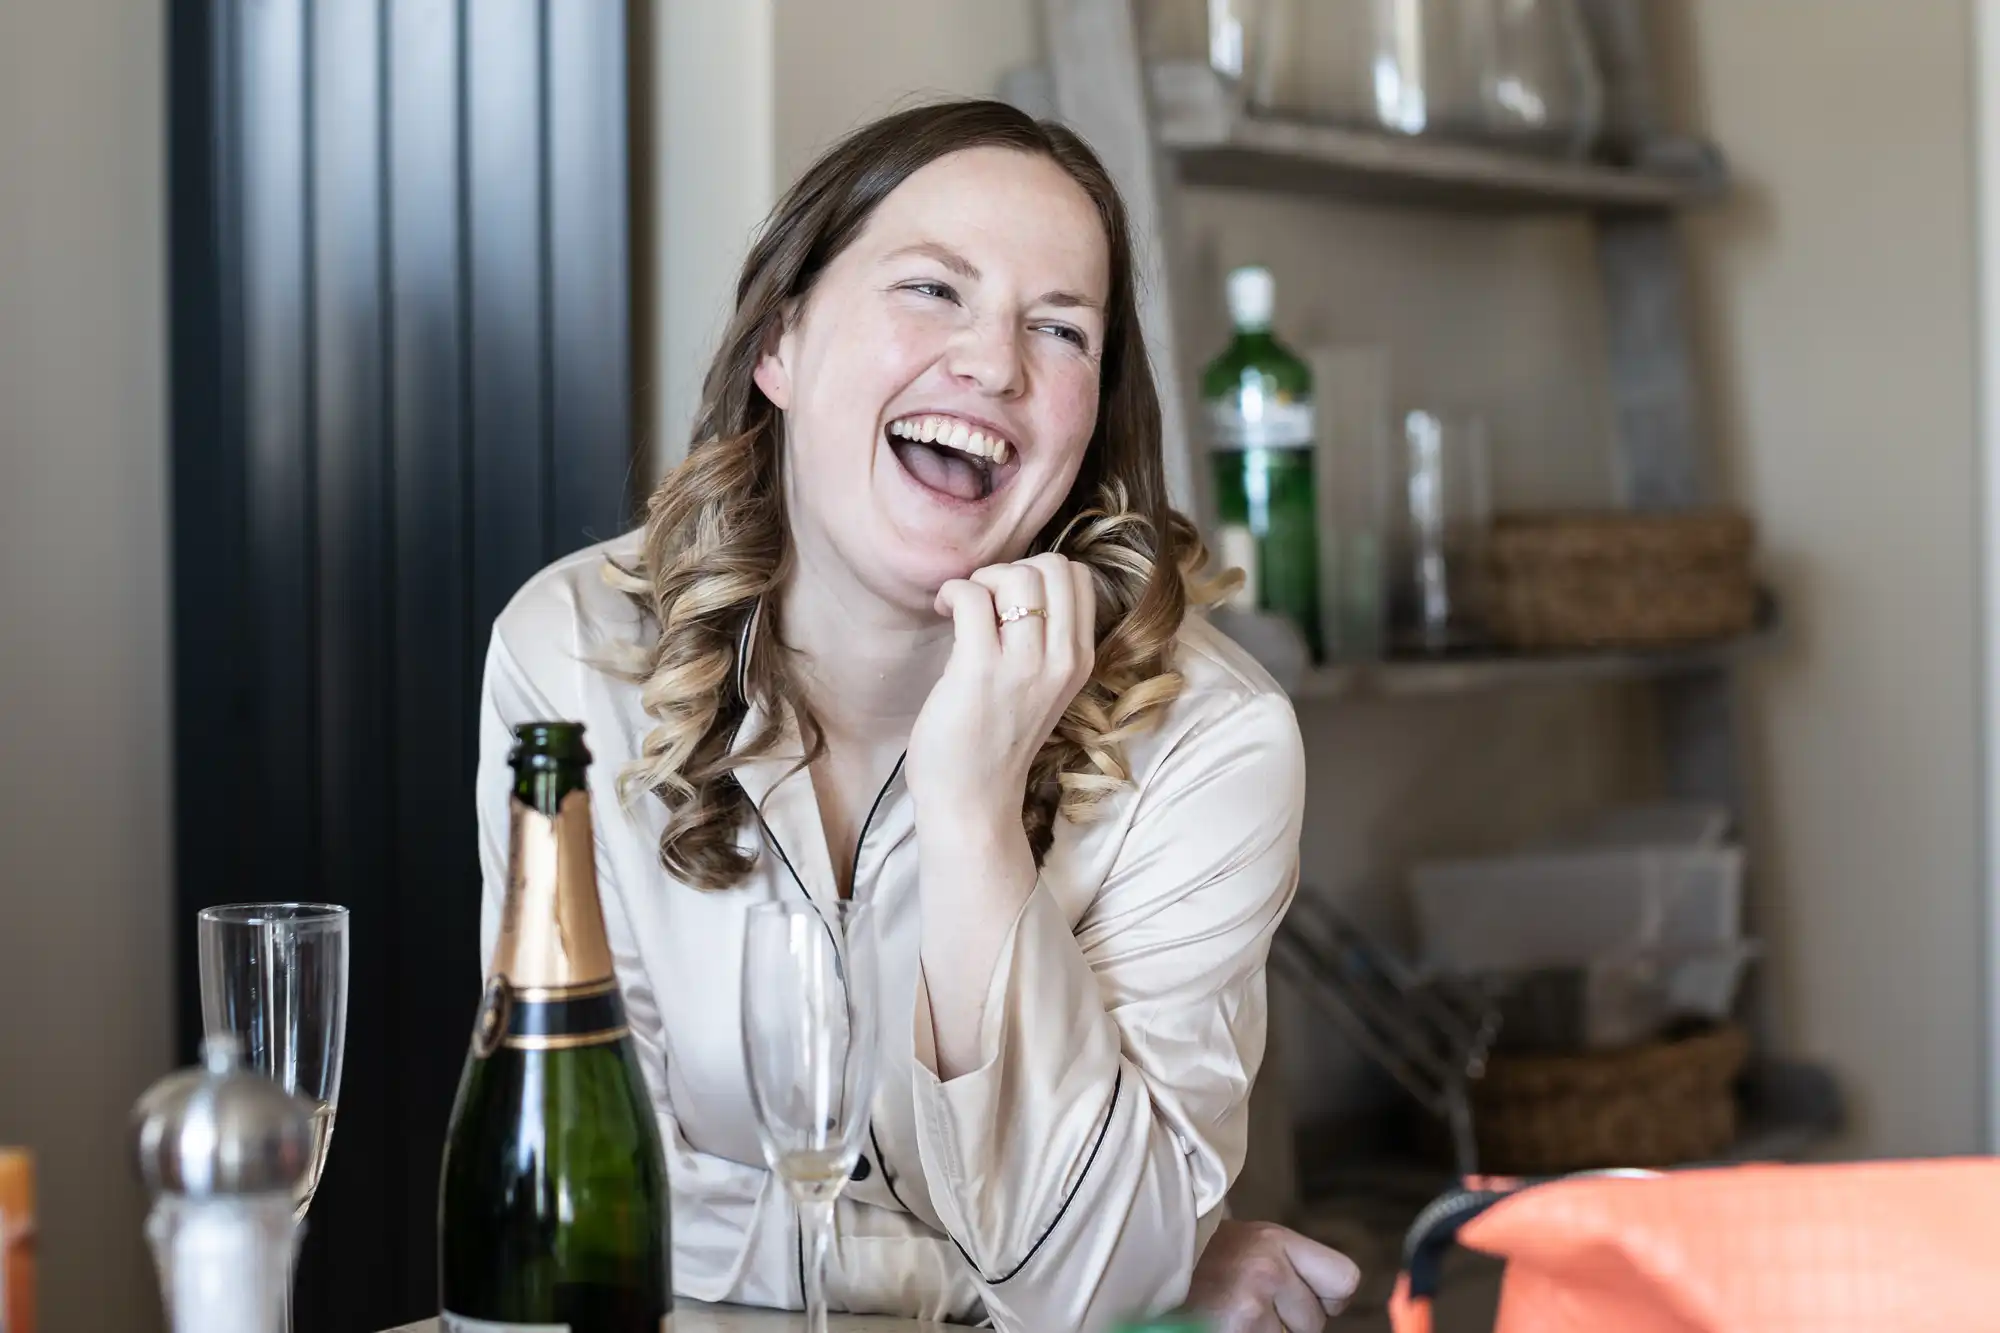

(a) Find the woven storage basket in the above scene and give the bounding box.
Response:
[1470,1022,1751,1174]
[1486,511,1757,650]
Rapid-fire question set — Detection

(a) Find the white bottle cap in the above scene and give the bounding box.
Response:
[1226,265,1276,331]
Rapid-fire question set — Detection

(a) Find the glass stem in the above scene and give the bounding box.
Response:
[801,1197,835,1333]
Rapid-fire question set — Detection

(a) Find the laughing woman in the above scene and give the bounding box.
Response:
[476,100,1357,1333]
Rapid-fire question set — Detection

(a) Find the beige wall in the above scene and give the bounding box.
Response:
[647,0,1041,479]
[650,0,778,479]
[771,0,1042,184]
[1668,0,1985,1157]
[0,0,174,1328]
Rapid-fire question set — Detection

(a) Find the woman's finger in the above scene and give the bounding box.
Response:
[1021,553,1077,678]
[1068,558,1097,668]
[1271,1267,1329,1333]
[969,563,1048,657]
[933,578,1000,662]
[1277,1230,1360,1316]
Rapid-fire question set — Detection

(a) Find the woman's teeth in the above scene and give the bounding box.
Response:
[886,415,1014,465]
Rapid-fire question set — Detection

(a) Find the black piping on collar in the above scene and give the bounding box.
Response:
[734,597,762,706]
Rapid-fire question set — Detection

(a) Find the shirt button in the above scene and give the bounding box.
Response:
[850,1155,873,1183]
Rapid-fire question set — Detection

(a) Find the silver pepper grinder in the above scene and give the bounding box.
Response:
[132,1034,314,1333]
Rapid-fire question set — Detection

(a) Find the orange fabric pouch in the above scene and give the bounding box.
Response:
[1389,1158,2000,1333]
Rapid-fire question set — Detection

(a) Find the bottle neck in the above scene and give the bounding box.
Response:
[491,768,614,990]
[512,758,588,818]
[1231,323,1277,345]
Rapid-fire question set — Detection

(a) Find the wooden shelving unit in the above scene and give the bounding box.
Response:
[1022,0,1838,1277]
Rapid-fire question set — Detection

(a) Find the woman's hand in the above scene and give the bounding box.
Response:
[906,552,1094,1080]
[905,552,1095,833]
[1184,1221,1361,1333]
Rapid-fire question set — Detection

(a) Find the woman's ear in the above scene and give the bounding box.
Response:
[752,307,800,410]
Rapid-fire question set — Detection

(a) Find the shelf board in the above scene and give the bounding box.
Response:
[998,60,1726,213]
[1288,630,1766,703]
[1160,112,1727,213]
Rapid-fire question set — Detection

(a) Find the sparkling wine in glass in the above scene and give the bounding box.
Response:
[198,902,350,1329]
[741,899,880,1333]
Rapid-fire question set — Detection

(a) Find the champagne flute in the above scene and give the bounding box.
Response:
[740,899,880,1333]
[198,902,349,1332]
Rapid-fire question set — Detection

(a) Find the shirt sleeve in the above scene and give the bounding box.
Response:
[907,690,1306,1333]
[475,623,793,1307]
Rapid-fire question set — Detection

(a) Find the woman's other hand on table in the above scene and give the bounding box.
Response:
[1184,1220,1361,1332]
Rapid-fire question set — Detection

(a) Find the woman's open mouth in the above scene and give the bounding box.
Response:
[885,413,1019,504]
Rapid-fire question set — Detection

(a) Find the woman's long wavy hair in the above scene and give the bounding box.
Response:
[606,98,1223,890]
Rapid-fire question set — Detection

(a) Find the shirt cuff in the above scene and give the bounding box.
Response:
[909,879,1122,1196]
[910,881,1038,1088]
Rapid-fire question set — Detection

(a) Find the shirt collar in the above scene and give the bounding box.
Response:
[728,595,804,813]
[724,594,915,900]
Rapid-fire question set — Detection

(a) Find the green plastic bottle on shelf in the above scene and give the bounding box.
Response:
[1204,263,1323,659]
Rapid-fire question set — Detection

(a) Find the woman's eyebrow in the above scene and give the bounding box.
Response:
[885,240,1103,311]
[883,241,980,280]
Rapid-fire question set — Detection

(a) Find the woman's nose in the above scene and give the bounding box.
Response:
[945,316,1025,398]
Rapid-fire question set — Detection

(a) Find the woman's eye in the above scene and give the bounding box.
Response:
[1038,323,1089,350]
[901,280,957,302]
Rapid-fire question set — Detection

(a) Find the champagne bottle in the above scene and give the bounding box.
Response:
[439,721,672,1332]
[1204,263,1324,660]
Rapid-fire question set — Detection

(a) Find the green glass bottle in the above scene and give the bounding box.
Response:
[1109,1315,1213,1332]
[1205,264,1323,660]
[439,722,672,1332]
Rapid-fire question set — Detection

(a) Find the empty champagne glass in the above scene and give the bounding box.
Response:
[740,899,880,1333]
[198,902,350,1332]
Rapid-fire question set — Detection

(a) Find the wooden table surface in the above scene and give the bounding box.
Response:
[387,1302,953,1331]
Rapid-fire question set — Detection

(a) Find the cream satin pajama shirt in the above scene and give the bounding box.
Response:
[476,533,1307,1332]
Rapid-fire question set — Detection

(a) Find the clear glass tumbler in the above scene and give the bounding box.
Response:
[1388,408,1493,653]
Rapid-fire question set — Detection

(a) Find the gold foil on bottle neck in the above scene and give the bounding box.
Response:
[490,789,614,990]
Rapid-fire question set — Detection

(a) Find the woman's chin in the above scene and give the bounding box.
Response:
[872,486,1015,584]
[889,548,985,599]
[838,536,991,614]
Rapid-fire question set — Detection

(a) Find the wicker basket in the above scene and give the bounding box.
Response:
[1470,1023,1751,1174]
[1485,511,1757,650]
